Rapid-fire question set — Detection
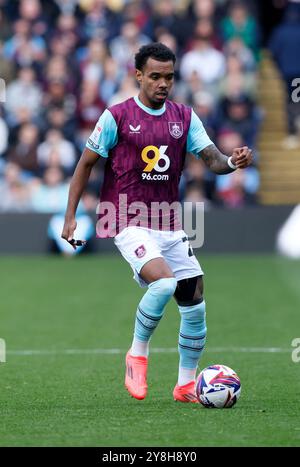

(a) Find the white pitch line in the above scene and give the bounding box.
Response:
[6,347,292,356]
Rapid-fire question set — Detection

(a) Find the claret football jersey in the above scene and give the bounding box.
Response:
[86,96,212,237]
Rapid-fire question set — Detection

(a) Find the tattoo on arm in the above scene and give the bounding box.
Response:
[199,144,234,174]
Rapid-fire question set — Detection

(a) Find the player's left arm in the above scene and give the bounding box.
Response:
[187,110,252,174]
[199,144,253,174]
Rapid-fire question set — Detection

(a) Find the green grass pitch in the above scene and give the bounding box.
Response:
[0,254,299,447]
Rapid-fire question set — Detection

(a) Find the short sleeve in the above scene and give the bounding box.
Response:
[86,109,118,157]
[187,110,213,158]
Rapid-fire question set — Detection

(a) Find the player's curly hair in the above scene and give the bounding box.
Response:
[135,43,176,71]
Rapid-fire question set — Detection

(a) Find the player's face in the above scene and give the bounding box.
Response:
[136,58,175,109]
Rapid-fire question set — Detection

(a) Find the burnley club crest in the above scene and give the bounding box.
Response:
[168,122,183,139]
[135,245,146,258]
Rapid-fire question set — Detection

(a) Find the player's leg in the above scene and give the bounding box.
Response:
[114,227,177,399]
[161,232,207,402]
[173,276,206,403]
[131,257,176,358]
[126,258,177,399]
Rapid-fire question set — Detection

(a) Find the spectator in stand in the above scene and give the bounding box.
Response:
[52,12,79,50]
[78,37,108,83]
[80,0,121,42]
[51,0,80,16]
[217,168,247,208]
[2,18,46,69]
[156,30,178,55]
[184,153,206,186]
[5,67,43,127]
[31,165,93,254]
[37,128,76,176]
[215,129,259,206]
[144,0,177,39]
[176,69,204,106]
[109,20,151,74]
[269,2,300,148]
[223,37,256,72]
[99,56,123,104]
[213,94,262,148]
[192,0,216,21]
[192,90,215,138]
[0,39,16,84]
[77,78,106,148]
[180,18,225,91]
[184,181,207,203]
[0,7,12,42]
[48,9,80,56]
[121,0,149,31]
[185,15,223,52]
[220,1,261,60]
[47,13,80,77]
[219,53,257,99]
[44,55,77,94]
[108,73,138,106]
[181,0,224,49]
[143,0,191,50]
[0,162,32,212]
[31,165,70,212]
[7,123,39,176]
[41,104,76,142]
[18,0,47,36]
[43,77,77,122]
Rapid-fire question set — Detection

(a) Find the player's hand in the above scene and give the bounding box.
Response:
[231,146,253,169]
[61,218,78,250]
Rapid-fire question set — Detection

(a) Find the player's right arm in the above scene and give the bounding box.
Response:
[61,109,118,246]
[61,148,99,243]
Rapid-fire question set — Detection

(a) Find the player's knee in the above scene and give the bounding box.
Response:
[149,277,177,296]
[174,276,203,306]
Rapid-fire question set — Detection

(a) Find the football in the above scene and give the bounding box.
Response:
[195,364,241,408]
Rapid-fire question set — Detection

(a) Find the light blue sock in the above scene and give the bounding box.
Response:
[178,301,207,375]
[132,277,177,347]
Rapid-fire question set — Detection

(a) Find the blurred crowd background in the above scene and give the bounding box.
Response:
[0,0,299,216]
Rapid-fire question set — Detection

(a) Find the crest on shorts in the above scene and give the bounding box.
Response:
[168,122,183,139]
[135,245,146,258]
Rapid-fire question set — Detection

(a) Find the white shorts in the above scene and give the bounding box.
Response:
[114,226,203,287]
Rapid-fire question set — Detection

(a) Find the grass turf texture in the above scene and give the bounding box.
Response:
[0,254,299,447]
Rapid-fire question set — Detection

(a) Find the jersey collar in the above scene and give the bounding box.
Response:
[134,95,166,116]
